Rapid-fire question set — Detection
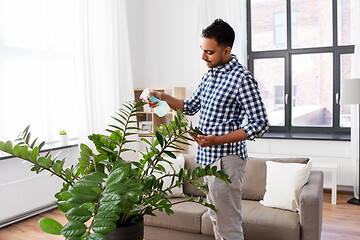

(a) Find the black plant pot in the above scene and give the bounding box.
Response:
[105,220,144,240]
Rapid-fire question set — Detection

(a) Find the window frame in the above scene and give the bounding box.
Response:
[247,0,354,135]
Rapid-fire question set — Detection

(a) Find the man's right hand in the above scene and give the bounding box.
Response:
[144,91,161,108]
[143,90,184,112]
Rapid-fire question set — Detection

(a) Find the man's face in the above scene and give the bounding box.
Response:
[200,37,230,68]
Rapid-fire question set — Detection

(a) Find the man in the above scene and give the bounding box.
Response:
[146,19,269,240]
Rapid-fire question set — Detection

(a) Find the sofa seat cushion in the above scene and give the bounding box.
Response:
[243,200,300,240]
[144,197,208,233]
[201,200,300,240]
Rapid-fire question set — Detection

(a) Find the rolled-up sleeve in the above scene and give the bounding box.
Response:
[182,81,203,116]
[237,76,269,140]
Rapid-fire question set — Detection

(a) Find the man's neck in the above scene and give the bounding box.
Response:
[217,55,233,68]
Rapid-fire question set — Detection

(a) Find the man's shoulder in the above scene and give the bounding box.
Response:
[230,63,254,81]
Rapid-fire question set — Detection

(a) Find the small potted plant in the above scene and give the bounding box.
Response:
[59,130,68,146]
[0,101,230,240]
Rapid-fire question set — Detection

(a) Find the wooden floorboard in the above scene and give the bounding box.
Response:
[0,192,360,240]
[321,192,360,240]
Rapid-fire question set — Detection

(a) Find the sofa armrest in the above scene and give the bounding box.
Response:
[299,171,323,240]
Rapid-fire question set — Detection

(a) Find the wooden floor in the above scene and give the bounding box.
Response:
[0,192,359,240]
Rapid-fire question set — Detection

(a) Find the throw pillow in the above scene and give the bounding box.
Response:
[242,157,310,201]
[260,160,312,212]
[153,153,185,197]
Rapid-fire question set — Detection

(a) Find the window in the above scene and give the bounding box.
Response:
[274,13,286,46]
[247,0,355,135]
[0,0,77,142]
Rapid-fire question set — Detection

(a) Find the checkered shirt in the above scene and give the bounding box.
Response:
[182,55,269,165]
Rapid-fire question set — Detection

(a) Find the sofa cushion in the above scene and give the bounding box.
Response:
[153,154,185,197]
[144,197,208,233]
[183,154,206,197]
[201,200,300,240]
[260,160,312,212]
[242,200,300,240]
[242,157,309,200]
[201,211,213,236]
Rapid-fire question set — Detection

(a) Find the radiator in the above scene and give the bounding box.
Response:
[0,173,63,228]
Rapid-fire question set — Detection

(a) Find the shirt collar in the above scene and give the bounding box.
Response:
[214,54,238,73]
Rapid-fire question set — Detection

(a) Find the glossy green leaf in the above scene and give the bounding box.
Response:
[186,169,191,180]
[65,237,82,240]
[79,202,96,213]
[4,141,13,154]
[69,186,98,201]
[30,137,38,149]
[52,160,65,175]
[65,168,72,181]
[126,191,141,203]
[60,221,87,237]
[25,132,31,144]
[59,191,72,201]
[30,165,41,173]
[80,144,93,156]
[74,179,99,188]
[57,201,71,213]
[37,157,49,168]
[38,217,63,235]
[66,197,89,206]
[87,233,107,240]
[164,208,174,216]
[152,194,162,204]
[178,168,184,182]
[0,141,5,152]
[22,125,30,136]
[103,182,127,195]
[155,131,164,147]
[38,141,46,150]
[93,211,119,222]
[101,193,125,205]
[19,145,29,159]
[106,167,129,187]
[65,207,92,222]
[30,147,39,162]
[12,144,21,156]
[97,203,122,215]
[91,220,116,235]
[81,172,107,184]
[163,151,176,159]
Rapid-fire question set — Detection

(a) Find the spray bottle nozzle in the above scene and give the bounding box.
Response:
[139,88,150,101]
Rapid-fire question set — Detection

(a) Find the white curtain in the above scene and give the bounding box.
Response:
[351,0,360,199]
[0,0,77,142]
[196,0,247,76]
[74,0,134,147]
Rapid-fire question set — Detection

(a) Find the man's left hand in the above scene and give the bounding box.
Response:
[190,134,220,148]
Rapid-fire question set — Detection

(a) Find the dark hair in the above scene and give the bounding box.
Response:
[201,19,235,48]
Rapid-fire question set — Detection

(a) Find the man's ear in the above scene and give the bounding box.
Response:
[224,46,232,56]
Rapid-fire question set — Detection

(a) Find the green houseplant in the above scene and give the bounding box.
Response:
[0,101,230,240]
[59,130,69,146]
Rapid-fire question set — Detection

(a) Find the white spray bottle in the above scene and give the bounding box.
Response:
[140,88,170,117]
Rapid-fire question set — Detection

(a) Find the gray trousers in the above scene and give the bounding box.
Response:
[204,155,247,240]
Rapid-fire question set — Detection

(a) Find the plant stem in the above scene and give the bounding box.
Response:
[85,185,104,239]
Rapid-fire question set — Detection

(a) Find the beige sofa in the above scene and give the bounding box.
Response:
[144,155,323,240]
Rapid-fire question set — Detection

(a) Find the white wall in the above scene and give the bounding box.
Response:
[143,0,201,99]
[0,146,79,226]
[125,0,145,88]
[247,138,352,189]
[127,0,354,189]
